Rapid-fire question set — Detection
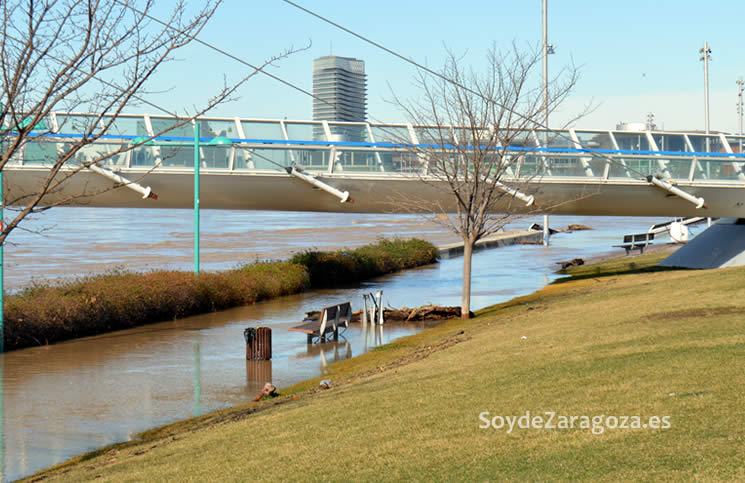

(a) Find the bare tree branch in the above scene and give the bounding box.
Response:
[390,43,586,318]
[0,0,306,244]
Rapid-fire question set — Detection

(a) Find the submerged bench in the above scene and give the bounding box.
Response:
[614,232,654,255]
[288,302,352,344]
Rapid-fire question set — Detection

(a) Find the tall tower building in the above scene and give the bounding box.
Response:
[312,56,367,141]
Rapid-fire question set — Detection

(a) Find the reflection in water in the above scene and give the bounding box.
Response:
[363,324,385,353]
[297,339,353,373]
[245,360,273,391]
[193,343,201,418]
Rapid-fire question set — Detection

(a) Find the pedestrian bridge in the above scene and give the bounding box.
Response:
[5,113,745,218]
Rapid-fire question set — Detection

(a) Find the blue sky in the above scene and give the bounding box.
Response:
[144,0,745,132]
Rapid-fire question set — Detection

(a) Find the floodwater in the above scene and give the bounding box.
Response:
[0,208,697,481]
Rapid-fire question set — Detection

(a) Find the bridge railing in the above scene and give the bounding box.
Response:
[5,112,745,183]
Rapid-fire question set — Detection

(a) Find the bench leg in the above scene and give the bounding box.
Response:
[625,247,630,256]
[334,326,339,341]
[307,334,313,344]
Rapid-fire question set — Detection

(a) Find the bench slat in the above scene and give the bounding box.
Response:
[289,302,352,339]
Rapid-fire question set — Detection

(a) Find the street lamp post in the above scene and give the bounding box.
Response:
[194,121,200,274]
[699,42,712,151]
[541,0,554,247]
[737,76,744,153]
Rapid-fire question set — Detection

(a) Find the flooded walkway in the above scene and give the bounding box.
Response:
[0,210,683,481]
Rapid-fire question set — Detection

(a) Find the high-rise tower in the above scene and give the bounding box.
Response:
[312,56,367,141]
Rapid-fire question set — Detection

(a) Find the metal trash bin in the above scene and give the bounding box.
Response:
[244,327,272,360]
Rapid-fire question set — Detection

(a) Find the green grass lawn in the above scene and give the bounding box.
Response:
[33,252,745,481]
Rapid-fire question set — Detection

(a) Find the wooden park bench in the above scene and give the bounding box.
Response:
[288,302,352,344]
[614,232,654,255]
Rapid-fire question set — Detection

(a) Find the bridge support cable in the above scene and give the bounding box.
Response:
[87,164,158,199]
[286,166,352,203]
[647,175,706,209]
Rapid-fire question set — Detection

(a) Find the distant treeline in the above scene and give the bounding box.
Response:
[3,238,439,351]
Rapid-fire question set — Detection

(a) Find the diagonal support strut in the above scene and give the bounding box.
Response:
[647,174,706,209]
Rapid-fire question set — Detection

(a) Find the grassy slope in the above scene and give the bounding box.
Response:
[34,252,745,481]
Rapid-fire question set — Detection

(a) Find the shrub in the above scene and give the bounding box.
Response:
[290,238,439,287]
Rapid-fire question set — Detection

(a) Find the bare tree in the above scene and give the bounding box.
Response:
[392,44,582,318]
[0,0,301,244]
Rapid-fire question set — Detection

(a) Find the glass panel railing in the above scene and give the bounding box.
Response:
[610,155,692,179]
[413,127,453,147]
[514,155,546,177]
[664,157,694,179]
[150,118,190,138]
[241,121,284,140]
[22,141,59,164]
[284,122,316,141]
[547,155,590,177]
[75,142,129,167]
[369,125,411,144]
[291,149,330,171]
[687,134,724,153]
[572,131,613,150]
[607,157,634,178]
[130,145,156,167]
[334,150,385,172]
[159,144,194,167]
[651,133,687,153]
[698,157,744,180]
[201,145,231,169]
[234,147,292,170]
[55,114,96,135]
[612,132,651,151]
[198,120,236,139]
[326,122,367,143]
[724,136,745,154]
[100,116,148,137]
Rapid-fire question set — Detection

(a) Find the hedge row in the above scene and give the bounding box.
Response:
[4,238,439,351]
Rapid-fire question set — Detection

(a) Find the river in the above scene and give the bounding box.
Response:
[0,208,692,481]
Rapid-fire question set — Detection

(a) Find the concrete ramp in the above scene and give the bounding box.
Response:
[659,218,745,269]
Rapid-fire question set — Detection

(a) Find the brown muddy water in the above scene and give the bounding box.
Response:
[0,209,688,481]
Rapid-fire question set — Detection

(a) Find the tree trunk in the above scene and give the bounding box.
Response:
[461,237,473,319]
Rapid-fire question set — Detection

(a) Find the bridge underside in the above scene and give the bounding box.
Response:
[5,168,744,218]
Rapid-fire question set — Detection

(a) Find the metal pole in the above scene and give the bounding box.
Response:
[737,76,744,153]
[194,122,200,274]
[700,42,712,151]
[542,0,548,133]
[542,0,550,247]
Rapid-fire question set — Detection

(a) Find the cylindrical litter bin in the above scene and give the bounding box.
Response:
[244,327,272,360]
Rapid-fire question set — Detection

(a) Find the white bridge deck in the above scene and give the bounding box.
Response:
[5,113,745,218]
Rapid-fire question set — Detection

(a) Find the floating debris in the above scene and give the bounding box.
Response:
[556,258,585,270]
[252,383,277,402]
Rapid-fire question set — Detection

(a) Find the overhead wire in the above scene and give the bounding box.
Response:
[280,0,662,179]
[112,0,334,110]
